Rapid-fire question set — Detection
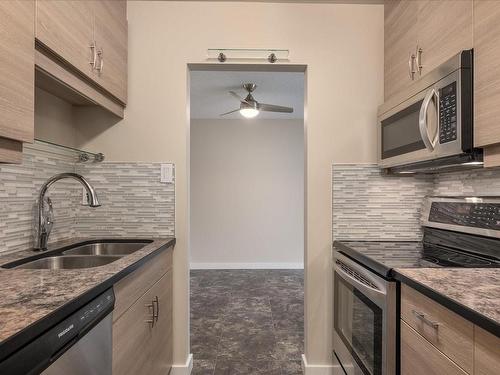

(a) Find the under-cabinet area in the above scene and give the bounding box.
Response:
[0,0,127,164]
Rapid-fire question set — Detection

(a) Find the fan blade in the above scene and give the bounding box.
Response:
[220,108,240,116]
[258,103,294,113]
[229,91,250,104]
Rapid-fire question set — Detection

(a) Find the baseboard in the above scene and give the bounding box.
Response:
[302,354,341,375]
[170,354,193,375]
[190,262,304,270]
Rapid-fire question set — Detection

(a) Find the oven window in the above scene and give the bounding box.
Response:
[334,272,383,375]
[381,100,425,159]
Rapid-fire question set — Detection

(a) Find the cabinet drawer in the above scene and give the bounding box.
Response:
[401,320,468,375]
[401,285,473,374]
[114,247,173,321]
[474,326,500,375]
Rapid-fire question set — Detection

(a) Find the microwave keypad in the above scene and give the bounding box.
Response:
[439,82,457,144]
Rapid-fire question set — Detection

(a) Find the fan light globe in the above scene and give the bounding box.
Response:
[240,108,259,118]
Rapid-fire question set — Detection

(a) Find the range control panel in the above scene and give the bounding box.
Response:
[429,201,500,230]
[439,82,458,144]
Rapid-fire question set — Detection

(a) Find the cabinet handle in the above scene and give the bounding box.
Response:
[96,48,104,73]
[89,42,97,68]
[412,309,440,330]
[408,52,416,80]
[153,296,159,323]
[415,45,423,76]
[145,302,155,327]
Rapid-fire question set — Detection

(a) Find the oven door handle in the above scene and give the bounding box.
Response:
[419,88,439,152]
[334,260,387,302]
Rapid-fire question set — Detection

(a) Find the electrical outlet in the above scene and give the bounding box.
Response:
[161,164,174,183]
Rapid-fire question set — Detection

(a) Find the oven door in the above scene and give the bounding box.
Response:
[333,253,395,375]
[378,70,463,169]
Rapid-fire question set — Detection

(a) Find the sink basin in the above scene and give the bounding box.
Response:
[63,242,149,256]
[14,255,122,270]
[1,239,153,270]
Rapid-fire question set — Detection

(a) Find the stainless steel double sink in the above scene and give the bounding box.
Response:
[2,240,153,270]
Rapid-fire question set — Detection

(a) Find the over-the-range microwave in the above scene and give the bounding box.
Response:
[378,49,483,174]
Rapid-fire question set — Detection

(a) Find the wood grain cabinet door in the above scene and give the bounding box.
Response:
[384,0,418,99]
[401,321,468,375]
[92,0,127,104]
[149,271,174,375]
[112,288,154,375]
[0,0,34,153]
[474,0,500,148]
[415,0,473,78]
[36,0,94,80]
[474,326,500,375]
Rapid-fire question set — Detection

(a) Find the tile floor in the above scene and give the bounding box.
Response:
[190,269,304,375]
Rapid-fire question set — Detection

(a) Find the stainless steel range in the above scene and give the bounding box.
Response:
[332,196,500,375]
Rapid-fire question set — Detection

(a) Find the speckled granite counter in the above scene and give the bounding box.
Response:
[0,237,175,361]
[394,268,500,337]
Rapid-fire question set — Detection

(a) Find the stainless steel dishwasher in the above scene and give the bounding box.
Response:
[0,289,114,375]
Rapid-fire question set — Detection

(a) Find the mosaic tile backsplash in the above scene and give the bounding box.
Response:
[433,168,500,196]
[75,163,175,238]
[332,164,434,241]
[0,143,80,254]
[333,164,500,241]
[0,142,175,255]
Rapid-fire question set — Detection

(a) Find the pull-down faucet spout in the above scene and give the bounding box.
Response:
[35,173,100,250]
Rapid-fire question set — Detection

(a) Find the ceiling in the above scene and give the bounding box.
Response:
[190,70,304,120]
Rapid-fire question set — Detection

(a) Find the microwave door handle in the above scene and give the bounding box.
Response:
[419,88,439,151]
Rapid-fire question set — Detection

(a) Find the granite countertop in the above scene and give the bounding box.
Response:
[0,237,176,361]
[394,267,500,337]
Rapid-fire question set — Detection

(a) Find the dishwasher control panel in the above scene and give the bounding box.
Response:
[52,288,114,348]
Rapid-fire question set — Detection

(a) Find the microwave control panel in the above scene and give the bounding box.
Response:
[439,82,457,144]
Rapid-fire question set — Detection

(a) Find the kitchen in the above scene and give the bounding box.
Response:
[0,1,498,375]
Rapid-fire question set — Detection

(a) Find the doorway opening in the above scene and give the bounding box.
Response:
[188,65,306,374]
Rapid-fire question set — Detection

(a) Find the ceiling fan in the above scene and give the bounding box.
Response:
[220,83,294,118]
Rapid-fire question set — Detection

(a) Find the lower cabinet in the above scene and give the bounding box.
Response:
[400,284,500,375]
[113,282,155,375]
[112,248,173,375]
[401,321,467,375]
[150,271,173,375]
[474,326,500,375]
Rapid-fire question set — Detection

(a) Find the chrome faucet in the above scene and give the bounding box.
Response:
[35,173,100,250]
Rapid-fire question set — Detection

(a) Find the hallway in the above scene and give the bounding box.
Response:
[190,269,304,375]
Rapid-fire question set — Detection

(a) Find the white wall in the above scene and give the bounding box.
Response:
[77,1,384,369]
[190,119,304,269]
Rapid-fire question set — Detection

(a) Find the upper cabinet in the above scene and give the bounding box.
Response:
[36,1,94,82]
[384,0,473,99]
[35,0,127,106]
[473,0,500,149]
[384,0,418,99]
[92,1,128,103]
[415,1,473,78]
[0,0,35,163]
